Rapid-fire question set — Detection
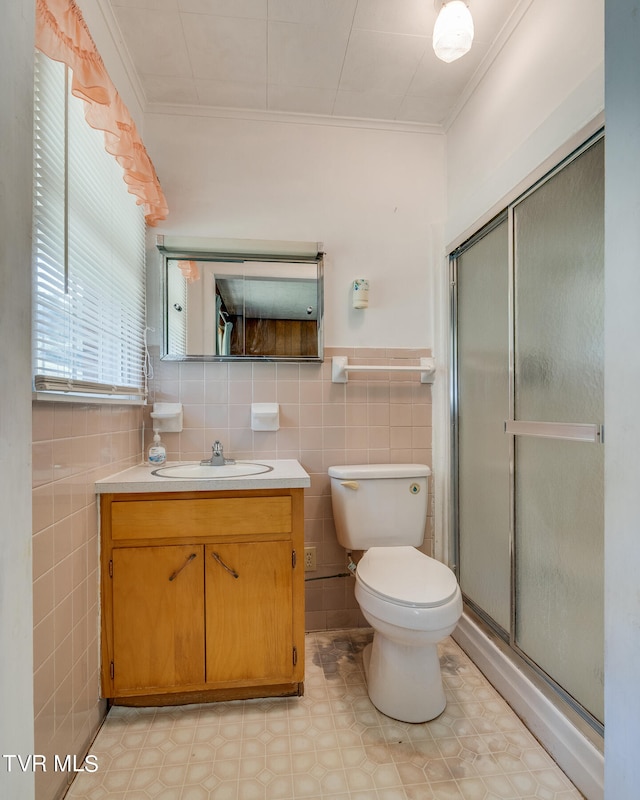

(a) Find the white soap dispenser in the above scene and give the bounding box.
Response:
[147,429,167,466]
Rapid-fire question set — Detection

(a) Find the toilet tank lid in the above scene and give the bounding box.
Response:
[328,464,431,480]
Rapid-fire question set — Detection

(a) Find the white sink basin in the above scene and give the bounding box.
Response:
[152,462,273,479]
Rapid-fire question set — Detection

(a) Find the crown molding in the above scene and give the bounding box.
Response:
[144,101,444,135]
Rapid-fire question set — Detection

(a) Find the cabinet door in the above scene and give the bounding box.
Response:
[112,545,205,693]
[205,541,293,684]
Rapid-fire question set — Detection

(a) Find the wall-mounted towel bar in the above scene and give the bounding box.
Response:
[331,356,435,384]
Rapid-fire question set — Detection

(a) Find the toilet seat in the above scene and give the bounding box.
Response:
[357,546,458,608]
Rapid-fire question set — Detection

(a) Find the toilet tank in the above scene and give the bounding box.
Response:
[328,464,430,549]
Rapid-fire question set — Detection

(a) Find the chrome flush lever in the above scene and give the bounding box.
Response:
[168,552,197,581]
[211,551,239,579]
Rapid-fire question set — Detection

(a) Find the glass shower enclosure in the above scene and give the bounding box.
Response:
[452,135,604,731]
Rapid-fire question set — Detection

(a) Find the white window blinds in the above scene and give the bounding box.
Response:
[33,53,146,400]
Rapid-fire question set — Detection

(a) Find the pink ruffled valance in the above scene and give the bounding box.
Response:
[35,0,168,226]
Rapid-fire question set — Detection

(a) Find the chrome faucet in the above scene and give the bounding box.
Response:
[200,440,235,466]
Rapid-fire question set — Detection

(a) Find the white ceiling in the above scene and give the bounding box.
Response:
[106,0,528,128]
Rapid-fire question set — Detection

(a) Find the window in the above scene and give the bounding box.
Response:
[32,52,146,401]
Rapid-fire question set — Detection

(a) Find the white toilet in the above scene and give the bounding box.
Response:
[328,464,462,723]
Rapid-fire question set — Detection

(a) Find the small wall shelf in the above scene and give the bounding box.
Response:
[331,356,435,384]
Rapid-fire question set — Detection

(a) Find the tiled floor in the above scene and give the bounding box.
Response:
[65,629,583,799]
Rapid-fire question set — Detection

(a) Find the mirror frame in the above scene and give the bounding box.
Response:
[157,237,324,363]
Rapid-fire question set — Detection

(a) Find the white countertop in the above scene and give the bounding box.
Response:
[95,459,310,494]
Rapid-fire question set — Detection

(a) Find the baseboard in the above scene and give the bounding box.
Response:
[453,611,604,800]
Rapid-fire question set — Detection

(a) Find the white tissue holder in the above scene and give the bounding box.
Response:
[150,402,183,433]
[251,403,280,431]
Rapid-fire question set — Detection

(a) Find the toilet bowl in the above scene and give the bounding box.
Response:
[355,546,462,722]
[328,464,463,723]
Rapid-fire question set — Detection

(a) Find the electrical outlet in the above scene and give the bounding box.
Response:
[304,546,317,571]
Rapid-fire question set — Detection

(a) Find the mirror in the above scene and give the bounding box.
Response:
[159,242,323,361]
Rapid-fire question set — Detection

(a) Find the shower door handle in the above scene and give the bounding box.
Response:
[504,420,603,444]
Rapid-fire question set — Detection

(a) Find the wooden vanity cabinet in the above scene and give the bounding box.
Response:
[100,488,305,705]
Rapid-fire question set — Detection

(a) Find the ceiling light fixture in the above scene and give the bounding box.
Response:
[433,0,474,63]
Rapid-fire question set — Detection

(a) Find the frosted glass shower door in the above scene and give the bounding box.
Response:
[456,218,511,632]
[512,138,604,723]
